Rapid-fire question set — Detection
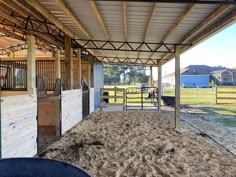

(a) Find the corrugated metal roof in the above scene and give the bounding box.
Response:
[6,0,235,66]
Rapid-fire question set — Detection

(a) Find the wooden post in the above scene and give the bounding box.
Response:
[158,63,162,112]
[150,66,153,86]
[64,34,73,90]
[175,45,180,129]
[55,52,61,79]
[77,49,81,89]
[27,35,36,94]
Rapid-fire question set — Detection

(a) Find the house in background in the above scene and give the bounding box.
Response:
[163,65,227,88]
[211,69,236,86]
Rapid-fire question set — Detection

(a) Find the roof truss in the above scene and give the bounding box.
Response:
[74,39,191,53]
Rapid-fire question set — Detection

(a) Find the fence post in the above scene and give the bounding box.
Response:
[215,86,218,104]
[141,89,143,110]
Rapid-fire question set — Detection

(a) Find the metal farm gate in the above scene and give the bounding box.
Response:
[126,87,158,111]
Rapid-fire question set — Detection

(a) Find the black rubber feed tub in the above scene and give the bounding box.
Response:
[0,158,93,177]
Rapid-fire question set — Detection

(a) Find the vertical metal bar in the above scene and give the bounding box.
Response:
[141,88,143,110]
[114,86,117,103]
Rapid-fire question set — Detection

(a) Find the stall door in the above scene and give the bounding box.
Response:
[37,77,61,152]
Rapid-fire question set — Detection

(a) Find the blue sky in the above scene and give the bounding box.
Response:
[156,22,236,77]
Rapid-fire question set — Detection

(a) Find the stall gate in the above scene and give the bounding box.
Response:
[37,77,61,152]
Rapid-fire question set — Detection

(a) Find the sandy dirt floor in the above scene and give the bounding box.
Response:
[40,111,236,177]
[162,106,236,155]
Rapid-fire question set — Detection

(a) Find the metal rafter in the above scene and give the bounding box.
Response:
[1,0,63,44]
[96,56,162,61]
[89,0,118,59]
[0,26,26,41]
[104,65,147,70]
[55,0,90,39]
[149,4,194,59]
[0,25,58,51]
[162,4,195,43]
[101,60,159,66]
[161,4,232,60]
[97,56,162,66]
[75,39,191,53]
[55,0,107,60]
[0,9,64,48]
[162,8,236,64]
[144,3,158,41]
[0,43,27,55]
[24,0,96,56]
[0,40,62,55]
[0,2,64,47]
[182,5,231,44]
[137,3,158,59]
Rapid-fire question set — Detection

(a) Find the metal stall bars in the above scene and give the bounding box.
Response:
[0,60,27,91]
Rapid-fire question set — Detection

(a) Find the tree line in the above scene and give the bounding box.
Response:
[104,64,149,85]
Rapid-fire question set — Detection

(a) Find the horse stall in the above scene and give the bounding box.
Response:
[0,52,96,156]
[1,59,37,157]
[36,60,62,152]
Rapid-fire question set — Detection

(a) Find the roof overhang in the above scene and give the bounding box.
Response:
[0,0,235,66]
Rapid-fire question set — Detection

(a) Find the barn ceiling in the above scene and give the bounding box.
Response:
[0,0,235,66]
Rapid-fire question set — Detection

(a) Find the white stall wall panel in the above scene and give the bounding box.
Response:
[1,94,37,158]
[89,88,94,113]
[61,89,82,134]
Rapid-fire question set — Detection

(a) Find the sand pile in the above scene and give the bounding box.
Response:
[40,111,236,177]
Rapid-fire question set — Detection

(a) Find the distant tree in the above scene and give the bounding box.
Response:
[104,64,149,85]
[104,65,121,85]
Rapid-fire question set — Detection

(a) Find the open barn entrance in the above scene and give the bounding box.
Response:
[36,77,61,152]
